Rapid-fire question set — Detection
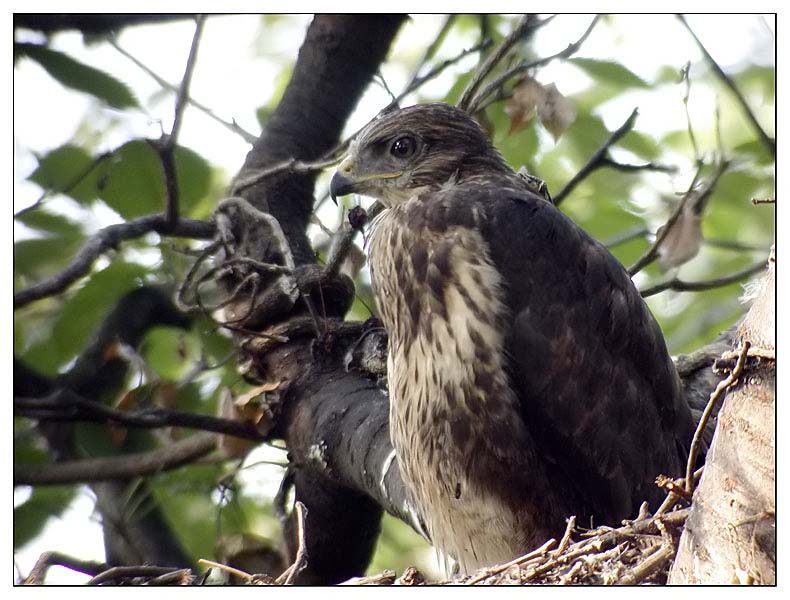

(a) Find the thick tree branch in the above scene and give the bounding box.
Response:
[13,14,190,34]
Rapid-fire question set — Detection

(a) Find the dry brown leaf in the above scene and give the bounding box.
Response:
[657,198,703,271]
[538,83,577,140]
[217,382,281,458]
[505,77,545,133]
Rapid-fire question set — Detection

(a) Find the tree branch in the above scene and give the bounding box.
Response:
[639,260,766,297]
[553,107,640,206]
[13,214,214,309]
[466,15,600,114]
[628,160,727,276]
[109,36,257,144]
[684,341,751,495]
[677,14,775,157]
[458,14,538,111]
[14,390,267,441]
[14,432,217,486]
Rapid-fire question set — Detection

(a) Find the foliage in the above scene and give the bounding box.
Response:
[13,14,774,583]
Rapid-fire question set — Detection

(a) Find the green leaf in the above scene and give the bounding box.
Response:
[97,140,165,218]
[15,209,84,240]
[97,141,212,219]
[15,42,138,109]
[13,237,84,283]
[175,146,212,217]
[20,261,150,374]
[569,58,650,90]
[618,130,662,161]
[140,326,200,381]
[14,486,77,550]
[27,144,105,203]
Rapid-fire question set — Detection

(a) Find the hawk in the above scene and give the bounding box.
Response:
[330,103,696,575]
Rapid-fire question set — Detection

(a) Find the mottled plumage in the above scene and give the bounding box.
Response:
[330,103,695,575]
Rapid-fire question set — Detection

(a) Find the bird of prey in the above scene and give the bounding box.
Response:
[330,103,696,575]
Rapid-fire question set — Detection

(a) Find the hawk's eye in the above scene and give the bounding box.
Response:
[390,135,416,159]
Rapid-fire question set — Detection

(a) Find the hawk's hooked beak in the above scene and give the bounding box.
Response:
[330,157,357,205]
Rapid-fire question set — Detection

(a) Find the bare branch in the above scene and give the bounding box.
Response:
[684,341,751,495]
[553,107,640,206]
[14,389,267,441]
[14,432,217,486]
[109,36,257,144]
[599,157,677,175]
[402,15,457,94]
[639,260,765,297]
[604,226,649,248]
[170,15,205,144]
[14,214,214,309]
[23,551,107,584]
[277,501,308,585]
[155,15,206,228]
[628,160,727,276]
[458,14,538,111]
[677,15,775,157]
[466,15,600,114]
[87,565,192,586]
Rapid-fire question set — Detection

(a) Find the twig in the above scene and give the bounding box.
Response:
[599,157,677,174]
[109,37,257,144]
[198,559,255,583]
[14,389,268,441]
[553,108,640,206]
[13,214,214,309]
[751,197,775,205]
[23,551,107,584]
[684,341,751,495]
[402,15,457,94]
[604,226,649,248]
[87,565,187,586]
[677,15,775,156]
[276,501,308,585]
[145,568,194,585]
[615,543,675,585]
[639,260,766,297]
[654,467,703,516]
[341,570,397,585]
[170,15,205,143]
[465,538,556,585]
[231,156,342,195]
[458,14,537,111]
[14,431,217,486]
[554,516,576,556]
[466,15,600,114]
[628,160,727,276]
[155,15,206,228]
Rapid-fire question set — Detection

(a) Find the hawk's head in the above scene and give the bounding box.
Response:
[330,103,510,206]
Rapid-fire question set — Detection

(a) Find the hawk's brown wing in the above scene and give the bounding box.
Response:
[445,181,695,524]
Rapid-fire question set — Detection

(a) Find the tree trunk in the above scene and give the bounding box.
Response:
[669,248,775,584]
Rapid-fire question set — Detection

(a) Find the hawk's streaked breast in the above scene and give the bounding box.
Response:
[368,194,563,574]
